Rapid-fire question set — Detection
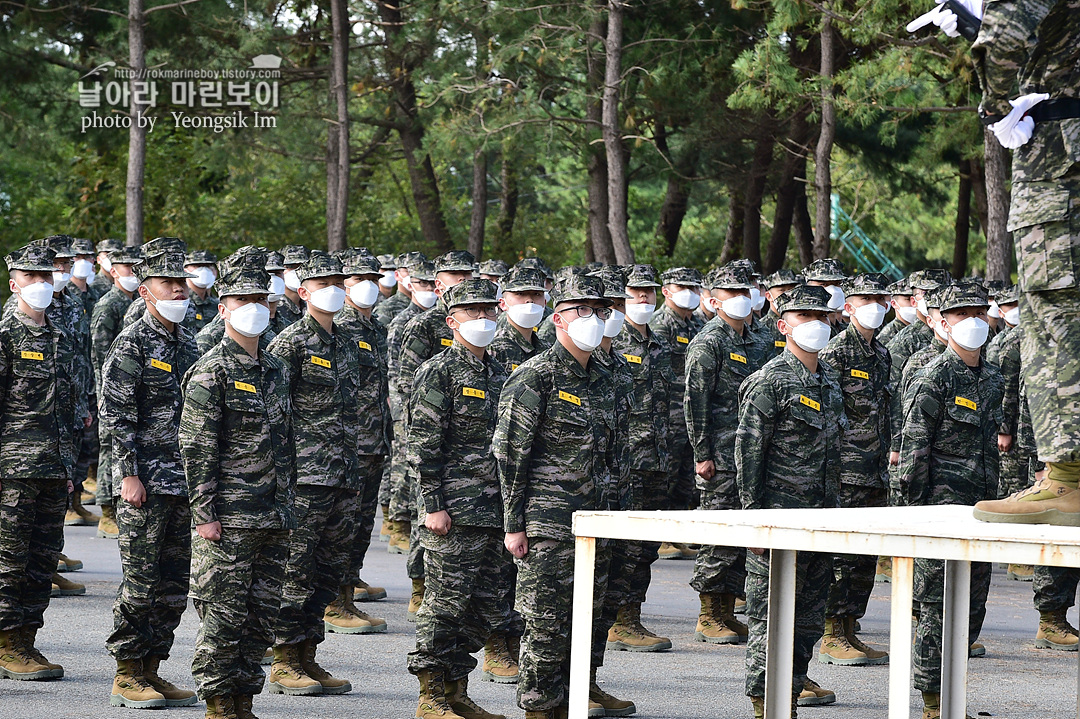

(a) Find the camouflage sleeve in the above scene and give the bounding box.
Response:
[266,331,301,390]
[100,334,143,480]
[180,366,224,526]
[494,369,543,534]
[895,375,942,507]
[397,322,433,400]
[684,340,718,463]
[408,361,451,513]
[887,344,908,454]
[997,341,1021,436]
[0,333,9,414]
[972,0,1052,117]
[735,372,778,511]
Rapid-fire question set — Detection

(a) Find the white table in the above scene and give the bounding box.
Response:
[569,505,1080,719]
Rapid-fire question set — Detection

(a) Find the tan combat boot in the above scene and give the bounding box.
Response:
[325,586,387,634]
[97,504,120,539]
[232,694,257,719]
[481,632,519,683]
[875,556,892,582]
[416,669,466,719]
[268,643,323,695]
[1007,564,1034,581]
[797,677,835,706]
[83,468,98,498]
[408,578,425,622]
[110,658,168,708]
[524,712,556,719]
[379,506,393,542]
[844,617,888,664]
[65,491,98,526]
[51,572,85,597]
[299,639,351,694]
[972,469,1080,526]
[818,616,869,665]
[56,553,83,572]
[969,641,985,657]
[446,676,506,719]
[750,696,764,719]
[607,604,672,652]
[354,578,387,601]
[19,627,63,675]
[657,542,681,560]
[260,647,273,665]
[675,543,698,559]
[734,596,747,614]
[390,520,411,554]
[1036,609,1080,651]
[0,628,61,680]
[921,691,940,719]
[144,656,198,706]
[589,669,636,716]
[205,695,238,719]
[694,593,741,644]
[718,594,748,639]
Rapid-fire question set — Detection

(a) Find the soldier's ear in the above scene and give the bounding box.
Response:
[777,317,790,337]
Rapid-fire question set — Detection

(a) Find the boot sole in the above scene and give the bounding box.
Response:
[261,655,273,666]
[606,639,672,652]
[109,694,168,708]
[968,646,986,657]
[355,589,388,601]
[388,545,408,555]
[96,530,119,539]
[1035,638,1079,651]
[378,535,391,543]
[64,518,96,526]
[588,707,606,717]
[875,574,892,583]
[162,696,198,707]
[268,681,323,696]
[693,632,742,645]
[972,507,1080,526]
[57,562,84,572]
[798,694,836,706]
[596,703,636,717]
[324,621,387,635]
[1,667,64,680]
[317,682,352,695]
[1006,573,1034,582]
[656,554,683,561]
[480,671,519,683]
[818,653,873,665]
[407,611,418,624]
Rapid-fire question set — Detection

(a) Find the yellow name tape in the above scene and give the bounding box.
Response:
[623,354,642,364]
[850,369,869,380]
[463,387,485,399]
[955,396,977,411]
[775,340,786,348]
[196,313,203,320]
[729,353,747,364]
[799,395,821,411]
[676,335,689,344]
[150,358,172,372]
[510,363,519,371]
[20,351,43,361]
[440,338,453,347]
[234,381,256,393]
[559,390,581,406]
[357,341,372,351]
[311,355,331,368]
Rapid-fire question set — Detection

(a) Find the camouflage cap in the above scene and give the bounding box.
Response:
[142,236,187,256]
[217,265,272,298]
[909,268,952,291]
[938,281,990,314]
[761,268,804,290]
[583,261,604,274]
[282,244,310,266]
[801,258,848,282]
[409,259,436,282]
[983,279,1009,297]
[995,284,1019,306]
[136,250,197,282]
[500,266,548,293]
[265,250,286,272]
[553,265,583,283]
[589,266,631,299]
[445,278,499,311]
[886,276,913,296]
[296,250,346,283]
[729,258,761,279]
[5,242,57,273]
[516,257,553,280]
[397,251,427,269]
[434,250,476,274]
[70,237,95,256]
[96,238,124,254]
[923,284,947,310]
[708,263,755,290]
[661,266,703,287]
[478,258,510,278]
[108,246,143,265]
[37,235,75,259]
[775,284,832,314]
[186,249,217,266]
[625,264,661,289]
[344,250,382,277]
[842,272,890,297]
[220,245,266,274]
[378,253,397,270]
[551,274,612,307]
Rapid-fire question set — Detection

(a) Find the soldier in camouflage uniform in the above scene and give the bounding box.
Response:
[195,248,281,356]
[180,253,296,719]
[735,284,842,718]
[801,259,849,338]
[760,269,803,358]
[374,251,423,327]
[184,250,219,334]
[879,276,916,347]
[895,283,1003,719]
[494,274,633,719]
[119,238,191,332]
[406,279,508,719]
[817,273,892,667]
[375,253,398,304]
[92,238,124,296]
[100,250,200,708]
[276,244,308,326]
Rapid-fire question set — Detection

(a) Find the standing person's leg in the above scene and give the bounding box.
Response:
[236,530,290,715]
[690,481,747,646]
[349,455,388,601]
[516,540,575,715]
[144,496,195,705]
[1034,565,1080,650]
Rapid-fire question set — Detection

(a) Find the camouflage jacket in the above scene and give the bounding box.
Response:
[90,287,135,388]
[735,351,843,510]
[187,291,219,334]
[649,303,701,436]
[684,319,766,475]
[180,335,295,529]
[277,295,304,326]
[593,347,634,509]
[986,324,1023,437]
[536,312,557,346]
[887,320,934,452]
[336,304,390,456]
[99,311,200,495]
[877,317,908,347]
[386,301,426,421]
[754,310,787,358]
[494,341,620,541]
[64,284,97,394]
[396,302,453,408]
[612,324,674,474]
[488,323,550,374]
[895,349,1005,507]
[819,323,892,488]
[408,342,507,527]
[195,314,277,356]
[90,271,114,295]
[372,290,410,327]
[901,341,947,402]
[267,313,363,489]
[0,308,80,481]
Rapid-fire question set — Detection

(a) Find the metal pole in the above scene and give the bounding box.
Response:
[765,549,797,718]
[889,556,915,719]
[569,536,597,719]
[941,559,971,719]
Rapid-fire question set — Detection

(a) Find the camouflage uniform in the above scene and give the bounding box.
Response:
[878,277,914,347]
[185,249,219,334]
[373,290,411,327]
[181,260,296,703]
[895,284,1004,695]
[802,259,849,338]
[101,251,199,663]
[735,285,842,702]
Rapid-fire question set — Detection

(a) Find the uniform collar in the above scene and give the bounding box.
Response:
[552,339,589,379]
[222,334,262,369]
[303,311,335,344]
[781,349,825,385]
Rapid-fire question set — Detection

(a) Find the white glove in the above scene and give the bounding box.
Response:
[906,0,982,35]
[990,93,1050,149]
[936,9,959,36]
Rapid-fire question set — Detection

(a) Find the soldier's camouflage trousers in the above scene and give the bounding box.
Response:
[690,480,746,596]
[346,454,387,586]
[516,538,611,711]
[407,525,506,679]
[387,419,411,522]
[598,539,640,661]
[274,485,357,647]
[913,559,991,693]
[745,550,831,699]
[1034,564,1080,612]
[491,540,524,638]
[826,484,887,619]
[998,449,1040,498]
[190,527,288,700]
[628,471,670,604]
[0,478,67,632]
[96,430,115,507]
[107,494,190,660]
[408,483,425,580]
[666,418,697,510]
[75,396,99,491]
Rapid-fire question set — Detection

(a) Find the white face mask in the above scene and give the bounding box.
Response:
[789,320,832,353]
[456,318,497,347]
[750,287,766,312]
[625,302,655,325]
[413,290,438,309]
[565,314,605,351]
[380,270,398,289]
[283,269,301,292]
[933,315,949,342]
[349,280,381,309]
[117,274,140,293]
[853,302,888,330]
[18,281,54,310]
[401,274,413,292]
[945,316,989,350]
[148,291,190,324]
[1004,307,1020,326]
[896,305,918,324]
[495,284,504,301]
[507,302,545,329]
[671,288,700,310]
[267,275,286,300]
[720,295,753,320]
[917,298,929,317]
[603,309,625,338]
[190,267,216,290]
[988,301,1001,319]
[308,285,346,314]
[825,285,845,311]
[544,290,551,305]
[52,271,71,292]
[99,256,113,272]
[72,259,95,279]
[227,301,271,337]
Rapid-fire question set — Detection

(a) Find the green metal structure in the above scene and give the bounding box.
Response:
[830,193,904,280]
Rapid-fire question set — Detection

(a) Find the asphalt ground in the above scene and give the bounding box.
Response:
[8,514,1078,719]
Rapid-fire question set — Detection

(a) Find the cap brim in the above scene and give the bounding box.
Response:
[502,283,547,293]
[436,264,476,273]
[219,286,271,297]
[781,302,832,314]
[712,282,756,290]
[298,271,347,282]
[147,270,199,280]
[9,262,57,273]
[626,280,661,289]
[940,300,990,312]
[554,294,613,306]
[447,299,499,310]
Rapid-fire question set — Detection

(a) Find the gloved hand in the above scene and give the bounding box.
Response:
[990,93,1050,149]
[906,0,981,36]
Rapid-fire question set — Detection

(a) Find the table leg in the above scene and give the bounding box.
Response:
[569,536,597,719]
[889,557,915,719]
[765,549,796,719]
[941,559,971,719]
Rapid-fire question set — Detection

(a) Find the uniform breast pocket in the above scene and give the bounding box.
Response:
[935,402,980,455]
[13,354,52,381]
[545,400,590,450]
[224,388,264,433]
[298,361,337,410]
[790,399,825,431]
[453,393,491,431]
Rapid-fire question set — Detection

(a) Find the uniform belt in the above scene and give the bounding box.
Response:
[1029,98,1080,122]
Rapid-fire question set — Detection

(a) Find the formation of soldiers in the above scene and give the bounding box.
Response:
[1,230,1076,719]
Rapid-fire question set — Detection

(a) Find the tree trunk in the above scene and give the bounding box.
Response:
[720,186,744,265]
[467,147,487,260]
[766,109,811,274]
[603,0,633,264]
[953,159,972,278]
[812,8,835,259]
[983,129,1012,282]
[794,178,815,268]
[970,160,989,237]
[743,130,775,269]
[325,0,350,252]
[654,124,698,257]
[125,0,146,247]
[492,150,518,259]
[585,2,614,263]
